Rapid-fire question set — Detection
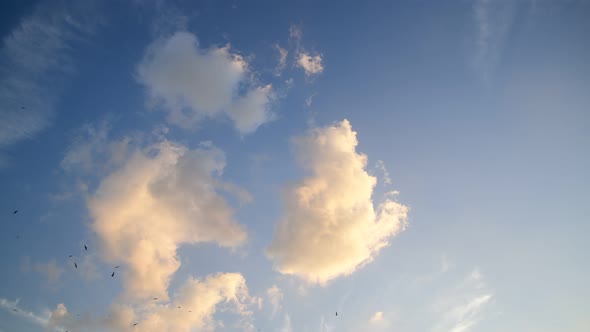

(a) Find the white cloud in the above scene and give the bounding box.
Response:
[375,160,392,185]
[21,257,64,285]
[266,285,284,317]
[61,118,134,173]
[279,314,293,332]
[473,0,516,84]
[0,298,55,330]
[432,268,494,332]
[0,2,95,164]
[274,44,288,76]
[87,139,249,300]
[297,52,324,76]
[228,84,276,134]
[266,119,408,284]
[136,31,275,134]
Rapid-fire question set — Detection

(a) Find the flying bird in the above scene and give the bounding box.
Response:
[74,262,77,269]
[13,210,18,214]
[111,272,115,277]
[20,106,25,109]
[153,297,158,300]
[69,255,73,257]
[178,306,181,309]
[114,266,120,268]
[84,245,87,251]
[336,312,338,316]
[132,323,138,326]
[13,308,18,312]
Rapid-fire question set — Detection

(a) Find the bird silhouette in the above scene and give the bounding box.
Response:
[13,210,18,214]
[13,308,17,312]
[132,323,138,326]
[74,262,78,269]
[114,266,120,268]
[153,297,158,300]
[69,255,73,257]
[84,245,88,251]
[178,306,181,309]
[336,312,338,316]
[111,272,115,277]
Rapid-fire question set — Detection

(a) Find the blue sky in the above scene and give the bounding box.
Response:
[0,1,589,331]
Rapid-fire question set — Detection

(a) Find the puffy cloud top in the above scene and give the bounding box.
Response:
[267,119,408,284]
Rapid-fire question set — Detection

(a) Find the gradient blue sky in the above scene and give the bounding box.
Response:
[0,1,589,331]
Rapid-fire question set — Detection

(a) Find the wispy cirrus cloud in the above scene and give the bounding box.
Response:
[21,257,64,286]
[0,298,59,331]
[472,0,517,84]
[432,268,494,332]
[0,1,98,165]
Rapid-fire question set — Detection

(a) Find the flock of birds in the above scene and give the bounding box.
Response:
[9,209,341,330]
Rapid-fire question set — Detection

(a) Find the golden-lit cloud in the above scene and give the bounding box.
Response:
[87,140,248,301]
[48,273,257,332]
[266,285,283,317]
[297,52,324,76]
[267,119,408,284]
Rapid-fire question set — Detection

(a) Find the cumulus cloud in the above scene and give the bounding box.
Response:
[266,119,408,284]
[0,2,97,164]
[48,273,257,332]
[87,139,249,300]
[266,285,284,317]
[228,84,276,134]
[136,31,275,134]
[297,52,324,76]
[21,257,64,285]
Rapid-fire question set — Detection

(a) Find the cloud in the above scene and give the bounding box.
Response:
[0,298,55,330]
[0,2,96,164]
[289,25,302,41]
[279,314,292,332]
[274,44,288,76]
[369,311,384,324]
[21,257,64,285]
[136,31,275,134]
[266,119,408,284]
[266,285,283,317]
[228,84,276,134]
[61,117,134,173]
[47,273,257,332]
[297,52,324,76]
[472,0,516,84]
[87,138,249,300]
[375,160,392,185]
[432,268,494,332]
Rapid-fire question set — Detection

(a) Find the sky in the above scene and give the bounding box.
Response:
[0,0,588,331]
